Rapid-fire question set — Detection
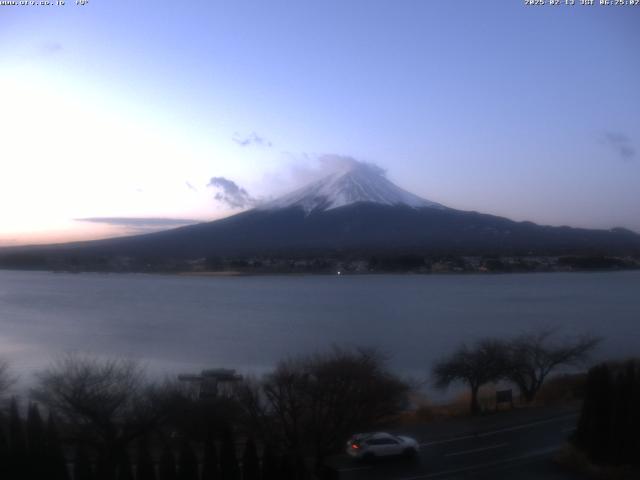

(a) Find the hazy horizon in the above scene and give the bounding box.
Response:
[2,1,639,246]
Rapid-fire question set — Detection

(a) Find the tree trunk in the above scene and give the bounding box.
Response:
[522,388,536,403]
[470,386,480,415]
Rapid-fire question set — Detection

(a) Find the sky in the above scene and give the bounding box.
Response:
[0,0,639,246]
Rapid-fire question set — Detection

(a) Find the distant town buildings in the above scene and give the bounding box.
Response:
[10,251,638,275]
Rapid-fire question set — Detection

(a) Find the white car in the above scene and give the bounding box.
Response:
[346,432,419,460]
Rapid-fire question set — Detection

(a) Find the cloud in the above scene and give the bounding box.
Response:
[38,41,63,57]
[603,132,636,161]
[75,217,198,233]
[266,154,386,190]
[316,154,386,176]
[185,181,197,192]
[254,153,389,206]
[207,177,257,209]
[233,132,272,148]
[76,217,198,227]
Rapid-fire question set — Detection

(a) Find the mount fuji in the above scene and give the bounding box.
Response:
[2,164,640,267]
[260,163,444,213]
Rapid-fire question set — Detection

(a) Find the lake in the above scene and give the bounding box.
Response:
[1,269,639,397]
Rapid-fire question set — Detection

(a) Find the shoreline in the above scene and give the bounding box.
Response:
[1,266,639,277]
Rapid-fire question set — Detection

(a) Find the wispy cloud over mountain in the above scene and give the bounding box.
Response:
[207,177,257,209]
[603,132,636,161]
[317,154,386,176]
[268,154,387,192]
[233,132,272,148]
[38,41,63,57]
[75,217,198,234]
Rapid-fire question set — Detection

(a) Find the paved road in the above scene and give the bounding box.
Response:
[329,406,586,480]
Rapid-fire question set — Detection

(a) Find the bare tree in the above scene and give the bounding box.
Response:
[506,330,601,403]
[237,347,409,467]
[32,354,167,479]
[304,347,409,462]
[159,378,242,443]
[0,359,15,399]
[261,360,308,457]
[433,339,508,415]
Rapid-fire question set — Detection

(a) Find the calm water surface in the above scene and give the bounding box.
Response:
[1,270,639,388]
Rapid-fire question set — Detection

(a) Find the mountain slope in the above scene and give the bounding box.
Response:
[2,165,640,265]
[5,203,640,261]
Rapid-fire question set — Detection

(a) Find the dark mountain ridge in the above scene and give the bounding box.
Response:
[2,164,639,270]
[2,203,639,263]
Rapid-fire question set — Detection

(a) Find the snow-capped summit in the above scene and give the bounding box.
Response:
[260,163,445,213]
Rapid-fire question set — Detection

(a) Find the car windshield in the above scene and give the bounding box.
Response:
[349,435,368,444]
